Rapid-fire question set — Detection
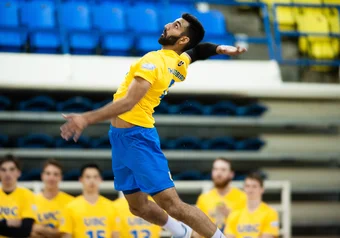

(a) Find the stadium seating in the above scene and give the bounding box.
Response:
[60,2,98,54]
[234,137,265,151]
[18,95,56,111]
[203,101,237,116]
[0,95,11,110]
[20,1,61,53]
[201,137,235,150]
[55,136,90,149]
[17,133,54,148]
[90,136,111,149]
[56,96,93,112]
[0,134,9,148]
[0,1,27,52]
[168,100,204,115]
[160,4,196,26]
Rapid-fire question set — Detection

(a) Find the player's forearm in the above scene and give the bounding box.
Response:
[61,233,72,238]
[83,98,133,125]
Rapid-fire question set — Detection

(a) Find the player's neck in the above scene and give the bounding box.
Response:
[247,199,262,212]
[43,187,59,200]
[216,185,231,196]
[1,182,17,193]
[83,191,99,204]
[161,46,182,55]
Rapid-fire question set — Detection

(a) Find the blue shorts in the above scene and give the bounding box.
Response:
[108,125,174,195]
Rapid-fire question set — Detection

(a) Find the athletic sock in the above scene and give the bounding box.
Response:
[211,228,225,238]
[162,215,186,237]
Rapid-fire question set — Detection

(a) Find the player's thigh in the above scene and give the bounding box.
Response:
[152,187,182,211]
[124,191,149,210]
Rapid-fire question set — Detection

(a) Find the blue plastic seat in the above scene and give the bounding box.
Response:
[127,3,160,54]
[172,170,203,181]
[56,96,93,113]
[154,101,169,114]
[160,4,195,27]
[236,103,267,117]
[168,136,202,150]
[102,170,114,180]
[0,134,9,148]
[55,136,90,149]
[17,133,54,148]
[18,95,55,112]
[20,168,42,181]
[202,137,235,150]
[160,138,170,149]
[0,95,11,110]
[93,3,133,56]
[93,99,112,110]
[63,169,80,181]
[203,101,237,116]
[0,1,27,52]
[21,1,60,53]
[91,136,111,149]
[234,138,265,151]
[169,100,204,115]
[196,10,228,37]
[60,2,97,54]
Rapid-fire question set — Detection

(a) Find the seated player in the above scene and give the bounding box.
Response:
[112,195,162,238]
[60,164,118,238]
[34,159,74,233]
[226,173,279,238]
[0,155,58,238]
[196,158,246,234]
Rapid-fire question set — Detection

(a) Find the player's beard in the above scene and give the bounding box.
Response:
[158,34,181,46]
[213,178,232,189]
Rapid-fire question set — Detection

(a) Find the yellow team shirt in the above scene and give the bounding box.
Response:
[226,202,279,238]
[60,195,118,238]
[35,191,74,228]
[196,187,247,232]
[112,197,162,238]
[0,187,37,238]
[114,50,191,128]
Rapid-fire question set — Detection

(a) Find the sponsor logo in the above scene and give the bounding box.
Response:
[142,63,156,70]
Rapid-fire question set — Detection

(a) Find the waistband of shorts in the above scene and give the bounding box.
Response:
[109,125,154,135]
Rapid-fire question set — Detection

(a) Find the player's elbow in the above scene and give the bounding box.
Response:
[123,97,137,111]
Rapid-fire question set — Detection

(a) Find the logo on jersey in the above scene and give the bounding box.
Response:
[142,63,156,70]
[178,61,184,66]
[271,221,279,227]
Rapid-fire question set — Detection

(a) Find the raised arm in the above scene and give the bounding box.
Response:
[60,76,151,142]
[184,42,247,64]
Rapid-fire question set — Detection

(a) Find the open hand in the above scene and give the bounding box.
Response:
[60,114,88,142]
[217,45,247,56]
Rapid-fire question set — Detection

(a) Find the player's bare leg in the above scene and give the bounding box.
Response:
[153,187,219,238]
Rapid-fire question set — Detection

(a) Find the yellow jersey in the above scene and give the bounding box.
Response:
[0,187,37,238]
[225,202,279,238]
[35,191,74,228]
[112,197,162,238]
[196,187,247,232]
[60,195,118,238]
[114,50,191,128]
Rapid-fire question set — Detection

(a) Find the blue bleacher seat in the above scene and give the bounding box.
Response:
[63,169,80,180]
[160,138,170,149]
[168,136,202,150]
[154,101,169,114]
[18,95,55,111]
[160,4,195,27]
[20,168,42,181]
[20,1,61,53]
[0,1,27,52]
[202,137,235,150]
[203,101,237,116]
[17,133,54,148]
[0,134,9,148]
[60,2,97,54]
[93,3,133,56]
[55,136,90,149]
[127,3,160,54]
[169,100,204,115]
[196,10,228,37]
[91,136,111,149]
[102,170,114,180]
[0,95,11,110]
[93,99,112,110]
[172,170,203,181]
[56,96,93,112]
[234,137,265,151]
[236,102,267,117]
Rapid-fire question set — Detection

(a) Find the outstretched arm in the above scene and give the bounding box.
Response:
[60,76,151,142]
[184,42,247,64]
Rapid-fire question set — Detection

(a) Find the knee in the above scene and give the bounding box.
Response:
[164,201,185,220]
[129,204,149,218]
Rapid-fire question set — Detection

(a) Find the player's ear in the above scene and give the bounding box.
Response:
[179,36,190,46]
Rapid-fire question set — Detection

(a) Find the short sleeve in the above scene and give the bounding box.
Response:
[134,53,159,85]
[225,211,238,236]
[21,190,37,221]
[59,207,73,235]
[262,210,279,236]
[180,52,191,66]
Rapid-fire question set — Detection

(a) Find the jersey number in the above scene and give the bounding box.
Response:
[130,229,151,238]
[160,79,175,99]
[86,230,105,238]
